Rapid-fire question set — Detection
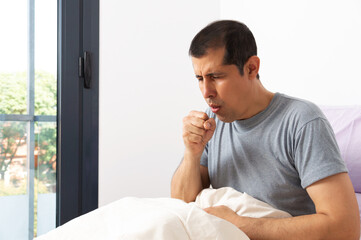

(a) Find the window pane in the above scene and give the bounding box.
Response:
[0,0,58,238]
[0,1,28,114]
[34,0,57,236]
[0,121,28,240]
[35,0,57,116]
[35,122,56,236]
[35,72,57,116]
[0,72,27,115]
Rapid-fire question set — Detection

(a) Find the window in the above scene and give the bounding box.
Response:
[0,0,99,239]
[0,0,57,238]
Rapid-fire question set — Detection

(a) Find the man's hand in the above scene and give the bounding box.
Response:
[204,205,240,225]
[171,111,214,202]
[182,110,216,158]
[204,205,257,236]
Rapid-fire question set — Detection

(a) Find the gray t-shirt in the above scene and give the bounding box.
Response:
[200,93,348,216]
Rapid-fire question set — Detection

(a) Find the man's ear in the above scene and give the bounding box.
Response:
[245,56,260,80]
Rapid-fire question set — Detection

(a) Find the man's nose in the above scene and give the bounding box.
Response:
[201,78,216,99]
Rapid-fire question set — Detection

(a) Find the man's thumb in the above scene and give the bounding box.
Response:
[204,118,215,130]
[203,118,216,142]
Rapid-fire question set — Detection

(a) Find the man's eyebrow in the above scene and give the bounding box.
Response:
[206,72,225,77]
[195,72,225,78]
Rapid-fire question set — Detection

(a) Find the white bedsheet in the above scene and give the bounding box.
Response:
[36,187,291,240]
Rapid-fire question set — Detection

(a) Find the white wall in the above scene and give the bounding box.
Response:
[100,0,361,206]
[220,0,361,105]
[99,0,220,206]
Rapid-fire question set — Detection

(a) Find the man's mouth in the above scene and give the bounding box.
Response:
[210,105,221,113]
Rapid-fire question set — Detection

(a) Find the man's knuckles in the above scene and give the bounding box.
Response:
[183,116,206,129]
[188,110,209,120]
[184,125,206,136]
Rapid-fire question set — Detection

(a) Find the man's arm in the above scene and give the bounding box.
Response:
[171,111,214,202]
[171,159,210,202]
[205,172,360,240]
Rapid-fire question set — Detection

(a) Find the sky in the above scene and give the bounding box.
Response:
[0,0,57,75]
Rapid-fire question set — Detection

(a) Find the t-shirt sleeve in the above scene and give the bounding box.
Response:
[200,143,209,167]
[294,117,348,189]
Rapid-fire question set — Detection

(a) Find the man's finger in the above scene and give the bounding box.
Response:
[203,118,216,130]
[190,117,207,128]
[183,124,206,137]
[183,115,206,129]
[188,134,203,143]
[189,110,209,120]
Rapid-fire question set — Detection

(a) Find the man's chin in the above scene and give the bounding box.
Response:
[215,113,234,123]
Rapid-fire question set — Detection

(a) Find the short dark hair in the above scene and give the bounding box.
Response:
[189,20,259,79]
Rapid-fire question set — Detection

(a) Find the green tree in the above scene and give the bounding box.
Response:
[0,122,26,181]
[0,71,57,189]
[0,71,57,115]
[35,122,56,188]
[34,71,57,116]
[0,72,27,114]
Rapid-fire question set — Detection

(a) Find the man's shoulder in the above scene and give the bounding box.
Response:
[276,93,327,124]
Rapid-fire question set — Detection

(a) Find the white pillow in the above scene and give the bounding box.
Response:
[195,187,292,218]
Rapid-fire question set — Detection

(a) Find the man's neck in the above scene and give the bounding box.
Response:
[242,84,274,120]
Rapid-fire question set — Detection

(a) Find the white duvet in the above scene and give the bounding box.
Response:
[36,187,291,240]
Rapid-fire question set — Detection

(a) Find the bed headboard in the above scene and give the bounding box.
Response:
[319,106,361,193]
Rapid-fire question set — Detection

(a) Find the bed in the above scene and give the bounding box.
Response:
[35,187,290,239]
[36,106,361,239]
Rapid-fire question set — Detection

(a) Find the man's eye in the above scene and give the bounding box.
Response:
[197,77,203,81]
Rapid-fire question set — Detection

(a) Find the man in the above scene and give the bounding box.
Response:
[171,20,360,240]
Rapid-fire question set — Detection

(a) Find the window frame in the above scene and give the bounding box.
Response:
[0,0,99,234]
[57,0,99,225]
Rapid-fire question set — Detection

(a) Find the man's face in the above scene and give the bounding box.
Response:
[191,47,253,122]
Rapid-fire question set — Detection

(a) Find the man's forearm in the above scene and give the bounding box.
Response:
[203,173,360,240]
[171,153,203,202]
[233,213,359,240]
